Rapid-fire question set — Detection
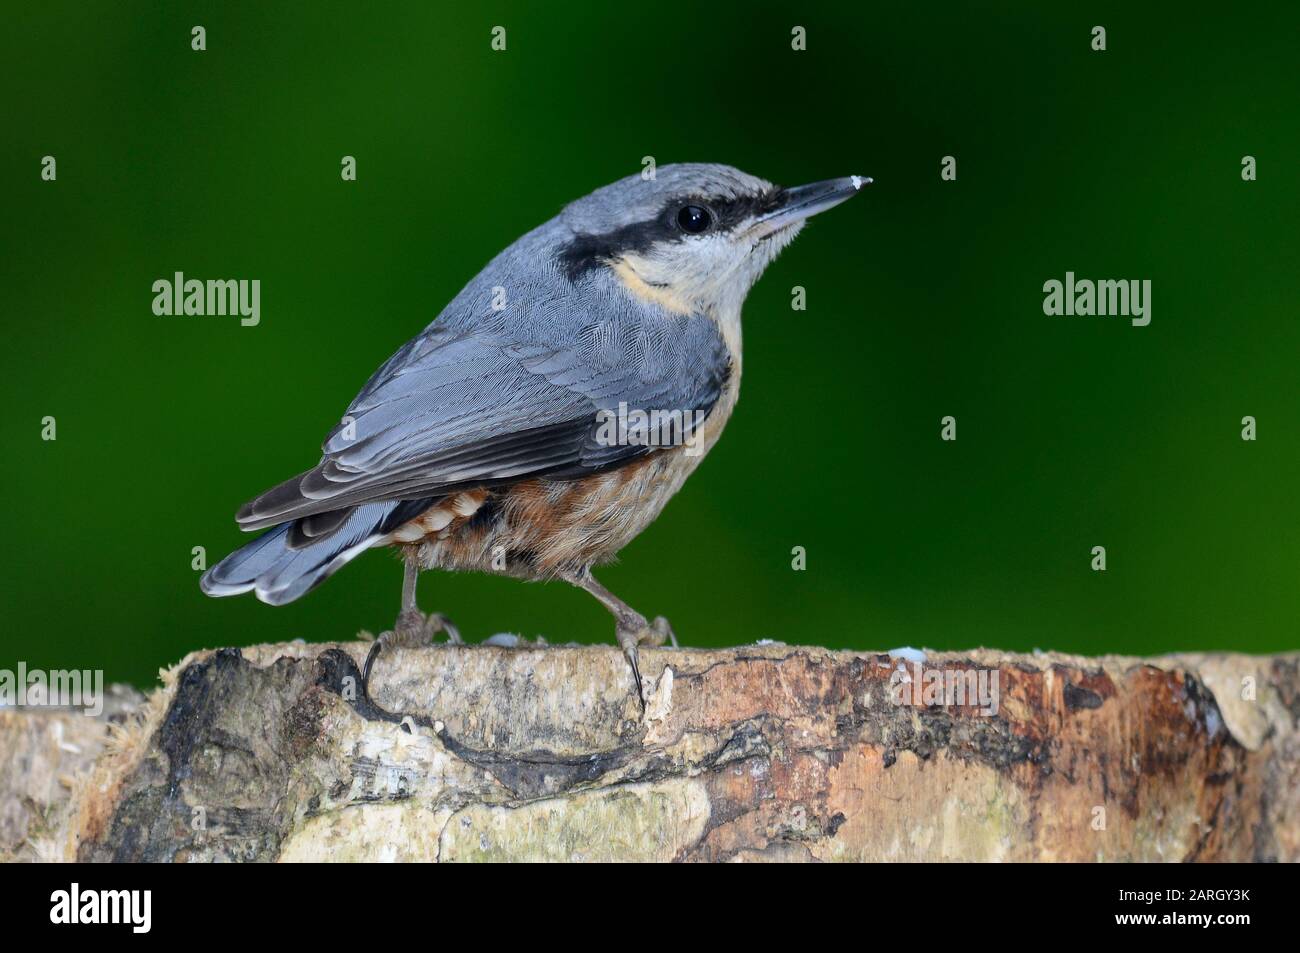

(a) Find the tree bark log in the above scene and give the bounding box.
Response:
[3,641,1297,861]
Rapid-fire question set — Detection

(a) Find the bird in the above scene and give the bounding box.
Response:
[200,163,868,706]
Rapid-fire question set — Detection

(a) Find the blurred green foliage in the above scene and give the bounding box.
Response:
[3,2,1296,688]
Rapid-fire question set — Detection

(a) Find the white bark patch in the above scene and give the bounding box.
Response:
[644,665,674,724]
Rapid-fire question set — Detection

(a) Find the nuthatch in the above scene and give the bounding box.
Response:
[201,163,868,705]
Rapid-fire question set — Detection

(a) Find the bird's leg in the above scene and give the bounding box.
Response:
[394,557,462,645]
[392,556,426,640]
[363,558,461,686]
[564,569,677,710]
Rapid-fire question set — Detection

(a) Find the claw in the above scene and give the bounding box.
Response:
[361,640,384,687]
[624,643,647,713]
[650,616,678,649]
[425,613,463,645]
[616,617,673,713]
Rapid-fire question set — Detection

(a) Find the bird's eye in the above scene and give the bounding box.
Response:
[677,205,712,234]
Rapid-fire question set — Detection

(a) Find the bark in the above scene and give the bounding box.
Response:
[2,640,1297,862]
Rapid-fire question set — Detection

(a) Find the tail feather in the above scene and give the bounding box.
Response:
[201,498,434,606]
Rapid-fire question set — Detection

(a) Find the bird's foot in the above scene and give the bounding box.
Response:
[616,614,677,712]
[363,609,462,687]
[391,607,463,648]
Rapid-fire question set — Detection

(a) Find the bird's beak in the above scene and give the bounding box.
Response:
[751,175,871,239]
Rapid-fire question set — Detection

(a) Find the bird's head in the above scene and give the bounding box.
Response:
[556,163,869,319]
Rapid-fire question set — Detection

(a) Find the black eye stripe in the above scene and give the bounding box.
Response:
[558,187,784,280]
[682,190,784,230]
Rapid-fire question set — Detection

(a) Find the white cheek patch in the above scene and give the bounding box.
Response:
[638,236,729,286]
[624,226,798,318]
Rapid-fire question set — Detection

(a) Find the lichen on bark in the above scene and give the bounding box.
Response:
[2,641,1296,862]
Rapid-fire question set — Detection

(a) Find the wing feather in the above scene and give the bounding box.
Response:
[236,285,730,531]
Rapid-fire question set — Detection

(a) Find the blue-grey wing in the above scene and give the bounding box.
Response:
[236,294,730,530]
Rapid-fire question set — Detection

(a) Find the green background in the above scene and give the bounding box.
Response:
[3,2,1296,689]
